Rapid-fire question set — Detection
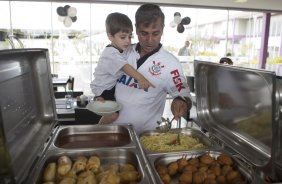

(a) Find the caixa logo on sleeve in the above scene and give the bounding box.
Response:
[170,69,185,92]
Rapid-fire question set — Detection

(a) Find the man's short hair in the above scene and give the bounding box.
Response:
[106,12,133,36]
[135,3,165,28]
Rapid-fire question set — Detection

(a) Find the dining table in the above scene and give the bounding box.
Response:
[52,77,69,91]
[55,98,76,121]
[55,97,103,125]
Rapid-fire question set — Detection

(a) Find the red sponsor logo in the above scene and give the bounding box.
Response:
[170,69,185,92]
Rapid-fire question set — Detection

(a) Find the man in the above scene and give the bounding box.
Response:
[178,40,190,56]
[114,3,192,133]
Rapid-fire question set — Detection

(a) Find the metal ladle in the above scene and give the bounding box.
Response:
[156,117,176,133]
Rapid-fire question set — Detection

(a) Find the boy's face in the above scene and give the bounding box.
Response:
[108,31,133,51]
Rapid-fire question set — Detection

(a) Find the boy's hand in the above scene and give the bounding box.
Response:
[138,77,155,89]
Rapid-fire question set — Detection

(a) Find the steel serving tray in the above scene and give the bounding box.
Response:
[147,150,259,184]
[26,148,155,184]
[139,128,219,155]
[194,60,281,182]
[50,124,138,150]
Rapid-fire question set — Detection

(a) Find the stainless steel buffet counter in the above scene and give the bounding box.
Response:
[0,49,281,184]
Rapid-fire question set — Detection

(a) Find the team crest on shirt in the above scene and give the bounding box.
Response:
[149,61,164,76]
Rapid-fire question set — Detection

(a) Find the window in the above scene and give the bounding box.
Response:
[1,1,282,95]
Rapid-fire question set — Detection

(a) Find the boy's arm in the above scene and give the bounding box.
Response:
[122,64,155,89]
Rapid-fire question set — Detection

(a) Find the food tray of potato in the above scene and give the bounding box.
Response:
[148,150,253,184]
[139,128,217,154]
[27,148,154,184]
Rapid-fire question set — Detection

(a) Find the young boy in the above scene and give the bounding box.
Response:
[90,12,154,124]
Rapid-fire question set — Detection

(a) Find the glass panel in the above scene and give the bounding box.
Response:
[51,2,91,94]
[10,2,52,49]
[268,14,282,76]
[0,1,11,49]
[2,1,282,93]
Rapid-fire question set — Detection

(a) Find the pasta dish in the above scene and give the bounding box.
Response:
[140,133,205,152]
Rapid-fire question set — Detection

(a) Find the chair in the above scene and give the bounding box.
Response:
[54,91,83,99]
[51,74,58,78]
[74,108,101,124]
[52,74,59,91]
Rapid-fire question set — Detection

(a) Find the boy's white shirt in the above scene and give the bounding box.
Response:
[114,44,190,134]
[90,46,127,96]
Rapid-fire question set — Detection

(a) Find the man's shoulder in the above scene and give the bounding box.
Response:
[159,48,180,62]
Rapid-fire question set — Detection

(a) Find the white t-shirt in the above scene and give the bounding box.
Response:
[90,46,127,96]
[114,44,190,134]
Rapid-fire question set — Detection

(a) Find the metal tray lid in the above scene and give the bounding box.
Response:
[194,60,275,167]
[0,49,57,183]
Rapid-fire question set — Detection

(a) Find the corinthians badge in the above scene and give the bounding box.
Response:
[149,61,164,75]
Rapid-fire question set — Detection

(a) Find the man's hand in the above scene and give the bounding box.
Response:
[171,97,192,120]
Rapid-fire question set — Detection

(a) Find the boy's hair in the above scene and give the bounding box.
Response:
[106,12,133,36]
[135,3,165,28]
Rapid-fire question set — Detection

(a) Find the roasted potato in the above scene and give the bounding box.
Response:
[217,154,233,165]
[200,154,214,165]
[193,171,206,184]
[99,171,120,184]
[203,178,217,184]
[182,164,197,173]
[216,175,227,184]
[167,161,178,176]
[77,170,97,184]
[179,170,192,183]
[189,157,199,166]
[43,162,56,182]
[57,155,72,176]
[159,174,171,184]
[119,170,141,183]
[155,164,168,175]
[120,163,136,172]
[86,156,101,173]
[58,177,76,184]
[177,157,188,173]
[72,156,87,174]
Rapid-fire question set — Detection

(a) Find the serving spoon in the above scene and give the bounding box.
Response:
[156,117,173,133]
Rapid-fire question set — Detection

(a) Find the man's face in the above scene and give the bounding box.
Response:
[136,18,163,56]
